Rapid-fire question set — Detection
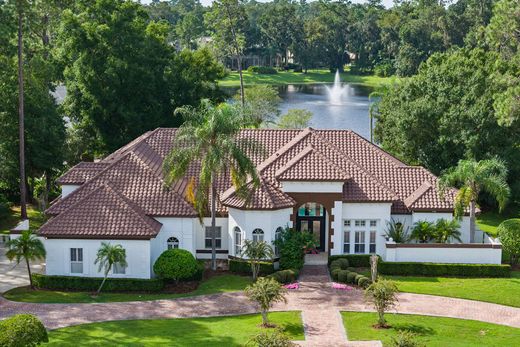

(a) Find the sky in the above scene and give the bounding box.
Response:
[140,0,395,8]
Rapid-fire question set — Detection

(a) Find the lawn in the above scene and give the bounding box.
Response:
[477,207,520,236]
[219,69,394,88]
[45,312,304,346]
[3,274,252,303]
[0,205,47,234]
[342,312,520,347]
[384,271,520,307]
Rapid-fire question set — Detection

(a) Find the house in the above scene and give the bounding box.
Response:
[36,128,502,279]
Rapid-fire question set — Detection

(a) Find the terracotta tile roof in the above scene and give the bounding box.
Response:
[40,184,162,239]
[43,127,458,239]
[221,177,295,210]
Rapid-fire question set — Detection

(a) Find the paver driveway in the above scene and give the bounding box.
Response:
[0,245,45,293]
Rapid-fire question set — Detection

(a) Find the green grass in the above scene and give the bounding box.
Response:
[477,207,520,236]
[45,312,304,346]
[384,271,520,307]
[3,274,252,303]
[342,312,520,347]
[219,69,393,88]
[0,205,47,234]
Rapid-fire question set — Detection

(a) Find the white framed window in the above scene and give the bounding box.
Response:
[113,262,126,274]
[234,227,242,255]
[70,248,83,274]
[344,220,351,227]
[354,231,365,254]
[369,231,376,253]
[167,236,180,249]
[205,226,222,249]
[355,220,366,227]
[370,220,377,227]
[343,230,350,253]
[252,228,264,242]
[274,227,283,256]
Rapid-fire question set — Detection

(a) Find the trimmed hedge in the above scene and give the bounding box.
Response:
[0,314,48,347]
[32,273,164,292]
[357,276,371,288]
[247,65,278,74]
[337,270,349,283]
[379,262,511,278]
[328,254,374,268]
[229,259,275,275]
[346,271,357,284]
[267,269,299,284]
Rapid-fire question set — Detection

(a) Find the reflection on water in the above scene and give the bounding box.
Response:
[224,83,373,140]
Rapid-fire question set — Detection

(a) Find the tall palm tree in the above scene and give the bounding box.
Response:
[6,230,46,289]
[434,218,462,243]
[240,240,274,281]
[94,242,127,295]
[439,158,510,243]
[17,0,27,219]
[163,100,261,270]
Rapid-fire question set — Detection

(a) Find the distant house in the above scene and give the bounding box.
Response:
[35,128,501,279]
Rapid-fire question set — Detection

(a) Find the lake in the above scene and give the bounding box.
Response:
[225,83,374,140]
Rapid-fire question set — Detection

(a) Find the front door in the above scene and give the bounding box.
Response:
[297,218,326,251]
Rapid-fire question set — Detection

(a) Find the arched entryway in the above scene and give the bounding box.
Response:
[296,202,326,251]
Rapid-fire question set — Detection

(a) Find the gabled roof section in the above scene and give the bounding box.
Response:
[275,145,350,181]
[56,162,110,185]
[221,177,295,210]
[39,184,162,239]
[404,181,433,208]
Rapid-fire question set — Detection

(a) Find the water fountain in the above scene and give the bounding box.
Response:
[325,70,348,105]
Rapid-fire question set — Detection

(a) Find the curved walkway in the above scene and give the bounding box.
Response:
[1,266,520,346]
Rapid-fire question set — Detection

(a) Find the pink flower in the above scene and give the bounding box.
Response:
[283,282,300,290]
[332,282,353,291]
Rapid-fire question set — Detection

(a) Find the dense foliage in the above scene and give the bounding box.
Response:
[379,262,511,278]
[245,277,287,326]
[153,249,199,282]
[365,279,399,327]
[274,227,316,270]
[229,259,275,275]
[267,269,299,284]
[0,314,48,347]
[497,219,520,265]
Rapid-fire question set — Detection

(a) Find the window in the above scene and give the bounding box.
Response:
[370,220,377,227]
[167,236,179,249]
[113,262,126,274]
[298,202,324,217]
[369,231,376,253]
[355,220,366,227]
[234,227,242,255]
[274,227,283,256]
[354,231,365,254]
[252,228,264,242]
[344,220,351,227]
[343,231,350,253]
[205,227,222,249]
[70,248,83,274]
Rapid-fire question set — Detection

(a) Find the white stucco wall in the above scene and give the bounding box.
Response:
[44,238,151,279]
[384,242,502,264]
[150,217,195,270]
[61,185,81,198]
[281,181,344,193]
[228,208,292,257]
[193,217,229,260]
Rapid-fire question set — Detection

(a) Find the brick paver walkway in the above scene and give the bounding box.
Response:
[1,265,520,346]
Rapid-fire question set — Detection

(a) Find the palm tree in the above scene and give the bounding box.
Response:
[6,230,46,289]
[240,240,274,281]
[439,158,510,243]
[410,221,435,243]
[163,100,261,270]
[434,218,462,243]
[94,242,127,295]
[245,277,287,327]
[16,0,27,219]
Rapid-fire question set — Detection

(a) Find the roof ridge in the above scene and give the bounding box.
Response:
[257,128,313,172]
[346,130,406,167]
[403,181,433,208]
[274,145,314,177]
[103,128,160,162]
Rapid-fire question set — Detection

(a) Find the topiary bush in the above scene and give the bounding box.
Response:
[354,274,364,284]
[328,254,374,267]
[153,249,199,282]
[358,276,371,288]
[267,269,299,284]
[346,271,358,284]
[331,268,342,281]
[497,219,520,265]
[330,258,349,270]
[0,314,48,347]
[337,270,350,283]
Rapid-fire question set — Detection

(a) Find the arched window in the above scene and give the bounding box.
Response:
[274,227,283,256]
[297,202,324,217]
[234,227,242,255]
[167,236,179,249]
[252,228,264,242]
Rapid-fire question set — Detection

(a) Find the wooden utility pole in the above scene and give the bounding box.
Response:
[17,2,27,219]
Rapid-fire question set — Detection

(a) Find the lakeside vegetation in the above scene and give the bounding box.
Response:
[45,312,304,346]
[0,206,46,235]
[3,274,251,304]
[219,69,393,88]
[342,312,520,347]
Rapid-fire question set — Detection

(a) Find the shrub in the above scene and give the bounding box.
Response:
[378,262,511,278]
[331,268,342,281]
[328,254,374,267]
[247,66,278,74]
[410,220,436,243]
[0,314,48,347]
[390,330,424,347]
[267,269,299,284]
[229,259,275,275]
[248,329,295,347]
[153,249,199,282]
[346,271,358,284]
[365,279,399,328]
[374,61,395,77]
[497,219,520,265]
[354,274,364,284]
[337,270,349,283]
[31,273,164,292]
[357,276,371,288]
[383,219,410,243]
[275,228,316,270]
[331,258,350,270]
